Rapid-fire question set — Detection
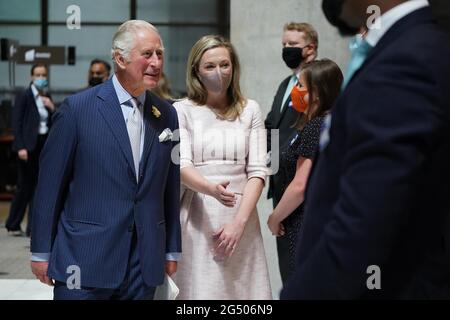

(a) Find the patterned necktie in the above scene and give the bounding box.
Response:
[126,97,142,181]
[342,35,373,90]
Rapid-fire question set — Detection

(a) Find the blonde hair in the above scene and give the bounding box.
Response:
[284,22,319,50]
[186,35,246,121]
[151,72,173,100]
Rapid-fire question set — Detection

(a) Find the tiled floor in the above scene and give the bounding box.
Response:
[0,190,282,300]
[0,280,53,300]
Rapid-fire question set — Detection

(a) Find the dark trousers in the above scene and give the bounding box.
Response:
[273,196,291,284]
[53,230,156,300]
[5,134,47,234]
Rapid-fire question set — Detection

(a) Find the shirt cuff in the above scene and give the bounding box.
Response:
[31,253,50,262]
[166,252,181,261]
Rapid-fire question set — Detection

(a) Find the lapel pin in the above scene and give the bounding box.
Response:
[152,105,161,118]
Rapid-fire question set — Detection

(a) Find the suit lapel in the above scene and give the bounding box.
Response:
[275,95,292,128]
[140,91,158,175]
[97,80,136,177]
[274,76,292,128]
[27,87,40,120]
[272,90,283,123]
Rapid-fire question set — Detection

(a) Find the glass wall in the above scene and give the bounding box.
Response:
[48,25,119,91]
[0,0,40,22]
[48,0,129,23]
[137,0,227,96]
[0,0,229,101]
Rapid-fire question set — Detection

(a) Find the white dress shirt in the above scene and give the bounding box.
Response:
[31,84,49,135]
[365,0,429,48]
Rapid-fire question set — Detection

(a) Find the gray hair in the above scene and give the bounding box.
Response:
[111,20,161,63]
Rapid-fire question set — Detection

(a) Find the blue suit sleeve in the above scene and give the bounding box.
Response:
[30,100,77,254]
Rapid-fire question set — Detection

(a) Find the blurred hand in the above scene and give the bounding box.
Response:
[31,261,54,286]
[267,213,285,237]
[165,260,177,276]
[212,220,245,261]
[18,149,28,161]
[209,181,236,207]
[40,96,55,111]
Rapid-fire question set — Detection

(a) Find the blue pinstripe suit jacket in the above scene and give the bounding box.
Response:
[30,79,181,288]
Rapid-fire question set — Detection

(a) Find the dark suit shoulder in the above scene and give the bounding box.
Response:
[13,87,33,104]
[63,83,105,114]
[394,21,450,54]
[66,83,102,103]
[267,75,292,116]
[369,8,450,73]
[276,75,292,92]
[18,87,33,98]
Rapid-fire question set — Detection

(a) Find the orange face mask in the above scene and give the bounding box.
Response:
[290,85,309,113]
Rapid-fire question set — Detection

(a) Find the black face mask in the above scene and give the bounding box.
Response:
[322,0,360,36]
[89,76,104,87]
[282,47,304,69]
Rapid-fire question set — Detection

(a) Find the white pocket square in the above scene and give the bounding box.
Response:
[154,273,179,300]
[159,128,173,142]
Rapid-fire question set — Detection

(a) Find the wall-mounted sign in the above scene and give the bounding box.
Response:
[16,46,65,64]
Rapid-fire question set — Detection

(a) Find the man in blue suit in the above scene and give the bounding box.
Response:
[30,20,181,300]
[282,0,450,299]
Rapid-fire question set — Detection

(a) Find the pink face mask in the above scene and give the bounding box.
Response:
[198,68,232,93]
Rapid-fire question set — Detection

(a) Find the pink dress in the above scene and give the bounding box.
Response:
[173,98,272,300]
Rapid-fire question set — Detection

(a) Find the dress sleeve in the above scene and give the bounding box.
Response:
[174,101,194,169]
[297,117,324,159]
[246,101,268,183]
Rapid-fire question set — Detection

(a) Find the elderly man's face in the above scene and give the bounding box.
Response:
[125,29,163,92]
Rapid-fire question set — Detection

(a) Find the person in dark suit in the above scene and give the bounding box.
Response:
[264,22,318,283]
[282,0,450,299]
[5,64,55,236]
[30,20,181,300]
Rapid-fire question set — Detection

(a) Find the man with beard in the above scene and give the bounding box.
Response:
[282,0,450,299]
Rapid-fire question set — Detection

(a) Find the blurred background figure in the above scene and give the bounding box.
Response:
[5,63,55,237]
[282,0,450,299]
[151,71,174,103]
[87,59,111,87]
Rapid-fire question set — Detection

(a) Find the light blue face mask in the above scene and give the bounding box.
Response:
[33,78,48,89]
[349,34,364,52]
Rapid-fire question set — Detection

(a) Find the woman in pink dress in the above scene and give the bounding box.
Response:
[173,35,272,300]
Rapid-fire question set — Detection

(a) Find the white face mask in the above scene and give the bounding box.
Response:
[198,67,232,93]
